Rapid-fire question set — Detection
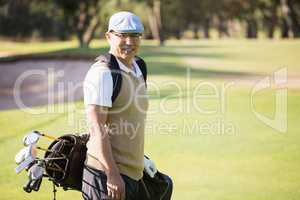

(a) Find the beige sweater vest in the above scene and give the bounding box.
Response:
[86,68,148,180]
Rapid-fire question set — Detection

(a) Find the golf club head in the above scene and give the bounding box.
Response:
[28,163,44,180]
[144,156,157,178]
[15,145,37,164]
[23,179,33,193]
[15,145,37,174]
[15,147,29,164]
[30,177,42,191]
[15,156,35,174]
[23,131,41,146]
[23,161,44,192]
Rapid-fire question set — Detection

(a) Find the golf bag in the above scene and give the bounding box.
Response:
[44,133,173,199]
[139,170,173,200]
[44,134,88,191]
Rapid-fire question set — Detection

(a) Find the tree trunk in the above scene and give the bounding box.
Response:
[218,16,229,38]
[174,30,181,40]
[77,1,87,48]
[203,17,210,39]
[266,3,278,39]
[287,0,300,38]
[281,17,290,38]
[246,18,258,38]
[193,25,199,39]
[265,15,276,38]
[267,24,275,38]
[147,0,164,46]
[280,0,291,38]
[76,0,100,48]
[82,1,100,47]
[147,12,158,40]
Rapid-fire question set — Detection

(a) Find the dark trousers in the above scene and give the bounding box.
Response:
[82,165,140,200]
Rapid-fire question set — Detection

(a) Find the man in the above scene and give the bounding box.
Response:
[82,11,148,200]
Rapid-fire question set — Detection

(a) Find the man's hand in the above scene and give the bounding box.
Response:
[107,172,125,200]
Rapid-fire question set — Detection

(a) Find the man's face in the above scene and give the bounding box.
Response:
[106,32,142,60]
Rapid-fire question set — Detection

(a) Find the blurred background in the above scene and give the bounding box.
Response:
[0,0,300,45]
[0,1,300,200]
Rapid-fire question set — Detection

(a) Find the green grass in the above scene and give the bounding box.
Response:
[0,39,300,200]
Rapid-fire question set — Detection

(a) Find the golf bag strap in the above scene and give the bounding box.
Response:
[95,53,147,103]
[135,56,147,85]
[141,179,151,199]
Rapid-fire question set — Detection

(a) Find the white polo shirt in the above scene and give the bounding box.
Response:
[83,58,143,107]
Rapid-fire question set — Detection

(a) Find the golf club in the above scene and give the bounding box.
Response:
[23,161,44,193]
[14,131,89,200]
[23,130,57,146]
[15,145,37,173]
[37,146,54,153]
[15,146,33,164]
[144,156,157,178]
[15,144,54,163]
[15,156,36,174]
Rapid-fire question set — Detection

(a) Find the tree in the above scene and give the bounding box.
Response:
[0,0,69,39]
[54,0,101,48]
[146,0,164,45]
[260,0,279,38]
[279,0,291,38]
[287,0,300,37]
[233,0,260,38]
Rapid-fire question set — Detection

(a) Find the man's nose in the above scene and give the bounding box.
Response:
[124,36,135,44]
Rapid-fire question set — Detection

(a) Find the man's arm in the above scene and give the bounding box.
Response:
[86,104,125,200]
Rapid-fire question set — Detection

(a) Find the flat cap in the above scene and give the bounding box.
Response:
[108,11,144,33]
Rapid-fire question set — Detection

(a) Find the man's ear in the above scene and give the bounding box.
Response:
[105,32,112,45]
[105,32,111,40]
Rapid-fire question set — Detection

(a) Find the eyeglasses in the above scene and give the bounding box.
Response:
[110,32,142,40]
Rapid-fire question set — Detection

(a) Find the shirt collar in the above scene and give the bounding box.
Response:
[115,57,142,78]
